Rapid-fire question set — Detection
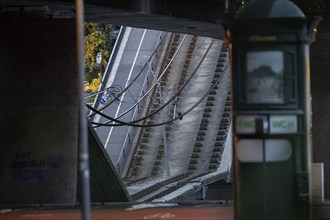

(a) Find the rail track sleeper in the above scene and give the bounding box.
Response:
[196,136,204,141]
[203,113,211,117]
[217,62,224,67]
[221,117,230,122]
[191,153,200,158]
[193,147,201,152]
[211,79,218,84]
[213,147,222,152]
[198,131,205,136]
[220,52,227,57]
[135,161,142,165]
[206,101,214,106]
[219,125,228,130]
[137,150,145,155]
[222,112,230,117]
[211,153,220,158]
[190,159,198,164]
[131,170,138,176]
[225,102,231,106]
[215,67,223,72]
[134,155,143,161]
[216,136,225,141]
[141,138,149,143]
[215,141,224,146]
[218,130,226,135]
[142,133,150,138]
[208,164,218,170]
[139,145,148,150]
[188,165,197,170]
[224,106,231,112]
[154,161,161,166]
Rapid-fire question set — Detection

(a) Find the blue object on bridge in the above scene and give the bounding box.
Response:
[100,98,106,105]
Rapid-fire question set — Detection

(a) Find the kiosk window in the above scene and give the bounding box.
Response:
[246,51,284,104]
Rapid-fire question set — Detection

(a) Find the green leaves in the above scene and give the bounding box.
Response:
[84,22,114,81]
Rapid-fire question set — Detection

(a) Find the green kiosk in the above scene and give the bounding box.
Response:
[226,0,320,219]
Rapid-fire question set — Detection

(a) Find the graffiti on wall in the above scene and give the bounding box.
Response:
[11,152,45,184]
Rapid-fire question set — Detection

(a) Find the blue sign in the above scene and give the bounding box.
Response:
[100,98,106,105]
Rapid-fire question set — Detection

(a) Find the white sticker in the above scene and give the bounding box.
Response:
[235,115,257,134]
[269,115,297,134]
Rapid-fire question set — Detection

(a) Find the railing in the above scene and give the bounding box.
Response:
[114,31,165,174]
[91,26,126,114]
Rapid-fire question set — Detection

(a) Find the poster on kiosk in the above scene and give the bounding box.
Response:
[226,0,321,219]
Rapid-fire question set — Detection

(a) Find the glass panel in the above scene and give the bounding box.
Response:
[246,51,285,104]
[265,139,292,162]
[237,139,263,162]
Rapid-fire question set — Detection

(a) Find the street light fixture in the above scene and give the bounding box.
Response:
[96,52,103,81]
[96,52,102,65]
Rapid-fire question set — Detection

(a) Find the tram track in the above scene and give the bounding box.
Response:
[130,173,191,201]
[123,33,232,201]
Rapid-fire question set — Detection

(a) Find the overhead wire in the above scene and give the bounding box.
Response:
[88,32,168,118]
[179,62,230,119]
[89,48,230,128]
[89,62,229,128]
[105,34,188,120]
[95,39,214,127]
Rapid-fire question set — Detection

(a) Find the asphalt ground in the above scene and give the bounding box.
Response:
[0,204,232,220]
[1,203,329,220]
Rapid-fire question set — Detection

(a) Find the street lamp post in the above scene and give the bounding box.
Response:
[96,52,103,79]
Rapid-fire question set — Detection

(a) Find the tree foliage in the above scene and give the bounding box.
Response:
[84,22,114,83]
[89,73,102,93]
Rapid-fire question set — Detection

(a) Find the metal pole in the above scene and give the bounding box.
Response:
[173,97,178,120]
[75,0,91,219]
[158,83,170,177]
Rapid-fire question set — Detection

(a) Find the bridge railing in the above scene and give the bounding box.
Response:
[91,26,127,113]
[114,32,165,175]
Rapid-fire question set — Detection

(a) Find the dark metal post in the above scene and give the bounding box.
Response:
[226,0,320,219]
[75,0,91,219]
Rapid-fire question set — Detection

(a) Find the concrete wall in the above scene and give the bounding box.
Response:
[310,16,330,199]
[0,19,79,206]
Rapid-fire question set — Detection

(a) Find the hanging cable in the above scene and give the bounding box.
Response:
[89,61,230,128]
[88,33,184,118]
[96,40,215,126]
[88,32,163,117]
[87,104,175,127]
[111,34,187,119]
[179,62,230,119]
